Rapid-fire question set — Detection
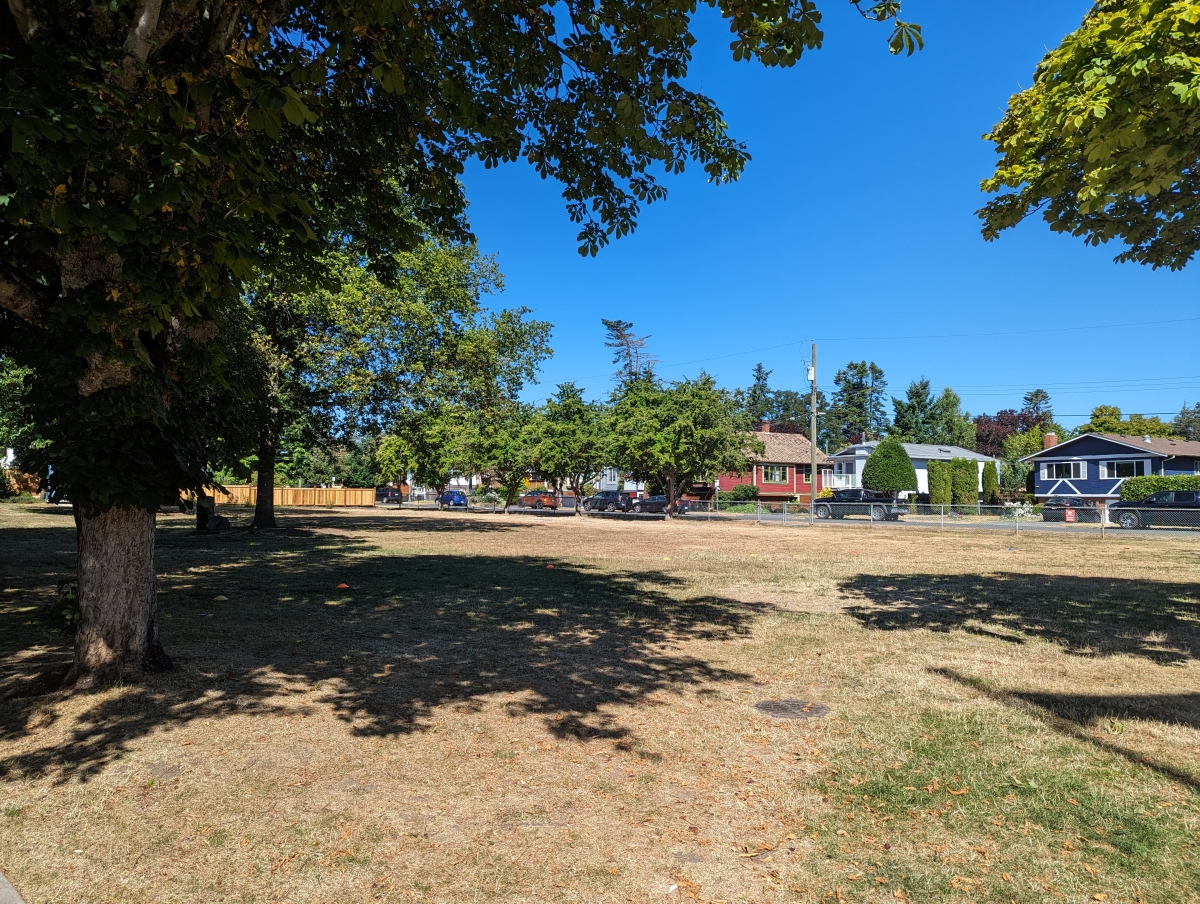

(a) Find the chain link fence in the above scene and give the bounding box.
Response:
[386,493,1200,533]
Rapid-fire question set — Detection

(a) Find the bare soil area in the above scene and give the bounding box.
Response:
[1,504,1198,903]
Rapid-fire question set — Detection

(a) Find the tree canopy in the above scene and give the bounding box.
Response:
[1074,405,1177,437]
[980,1,1200,268]
[606,373,761,514]
[827,361,888,446]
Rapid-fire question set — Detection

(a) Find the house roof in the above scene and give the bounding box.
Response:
[827,441,997,463]
[1019,432,1200,462]
[749,431,827,465]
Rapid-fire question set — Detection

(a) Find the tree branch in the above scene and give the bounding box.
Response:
[123,0,163,63]
[6,0,40,41]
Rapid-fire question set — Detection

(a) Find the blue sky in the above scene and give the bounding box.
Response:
[460,1,1200,428]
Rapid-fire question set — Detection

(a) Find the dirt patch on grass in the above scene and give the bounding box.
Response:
[1,504,1198,903]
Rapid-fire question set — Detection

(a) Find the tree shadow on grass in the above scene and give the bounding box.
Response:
[932,667,1200,791]
[0,515,760,783]
[837,572,1200,664]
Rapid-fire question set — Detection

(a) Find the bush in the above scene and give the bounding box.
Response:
[861,437,917,494]
[950,458,978,505]
[1120,474,1200,500]
[719,484,759,501]
[927,460,951,506]
[982,461,999,505]
[43,579,82,637]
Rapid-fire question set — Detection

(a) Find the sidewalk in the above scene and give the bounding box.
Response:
[0,873,25,904]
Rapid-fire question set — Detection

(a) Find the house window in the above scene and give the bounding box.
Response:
[1099,460,1146,479]
[762,465,787,483]
[797,464,812,483]
[1043,461,1085,480]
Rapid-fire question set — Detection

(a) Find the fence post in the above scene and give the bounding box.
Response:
[940,505,944,532]
[756,502,761,523]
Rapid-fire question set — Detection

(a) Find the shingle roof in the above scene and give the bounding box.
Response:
[1096,433,1200,456]
[827,441,997,462]
[1022,432,1200,460]
[749,431,827,465]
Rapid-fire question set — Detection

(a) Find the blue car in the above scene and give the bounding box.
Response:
[436,490,468,508]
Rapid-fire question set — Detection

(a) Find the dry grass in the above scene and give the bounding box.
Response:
[1,503,1198,904]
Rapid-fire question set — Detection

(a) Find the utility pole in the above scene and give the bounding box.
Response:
[809,341,818,519]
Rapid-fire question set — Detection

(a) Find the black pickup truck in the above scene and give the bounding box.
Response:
[813,488,907,521]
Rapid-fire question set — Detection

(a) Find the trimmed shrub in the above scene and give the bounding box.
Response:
[719,483,759,501]
[927,460,951,506]
[950,457,978,505]
[861,437,917,494]
[982,461,1000,505]
[1120,474,1200,500]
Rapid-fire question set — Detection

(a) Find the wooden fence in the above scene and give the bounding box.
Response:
[212,485,376,507]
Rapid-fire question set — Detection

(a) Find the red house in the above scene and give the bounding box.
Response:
[693,424,828,502]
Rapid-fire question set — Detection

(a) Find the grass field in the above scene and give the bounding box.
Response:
[1,502,1198,904]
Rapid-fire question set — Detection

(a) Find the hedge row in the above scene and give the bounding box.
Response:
[1120,474,1200,500]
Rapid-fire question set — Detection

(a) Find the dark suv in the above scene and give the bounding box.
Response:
[814,488,907,521]
[630,495,691,514]
[1041,496,1102,523]
[583,490,632,512]
[1109,491,1200,529]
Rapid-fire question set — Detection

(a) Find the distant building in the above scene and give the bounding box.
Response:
[825,441,999,496]
[698,423,828,502]
[1020,432,1200,507]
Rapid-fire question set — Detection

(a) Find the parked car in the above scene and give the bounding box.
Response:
[630,495,691,514]
[518,490,559,510]
[377,487,403,504]
[1040,496,1101,523]
[582,490,633,512]
[1109,490,1200,529]
[435,489,468,508]
[813,488,906,521]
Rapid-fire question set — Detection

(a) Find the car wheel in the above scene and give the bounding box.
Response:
[632,503,642,513]
[605,503,615,512]
[871,505,885,521]
[815,505,831,520]
[1117,511,1141,530]
[535,501,543,510]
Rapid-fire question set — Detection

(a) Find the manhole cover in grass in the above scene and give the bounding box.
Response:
[754,699,830,720]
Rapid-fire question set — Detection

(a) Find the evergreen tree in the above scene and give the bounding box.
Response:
[526,383,604,514]
[602,319,655,380]
[1173,402,1200,441]
[931,388,976,449]
[950,457,978,506]
[890,378,937,442]
[927,460,952,506]
[1021,389,1053,425]
[861,437,918,494]
[744,363,774,424]
[827,361,888,445]
[982,461,1000,505]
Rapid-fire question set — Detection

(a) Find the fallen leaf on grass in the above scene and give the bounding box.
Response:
[947,788,969,796]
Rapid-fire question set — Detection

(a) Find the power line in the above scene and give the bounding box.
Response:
[572,316,1200,379]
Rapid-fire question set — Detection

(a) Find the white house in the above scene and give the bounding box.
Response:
[824,441,999,495]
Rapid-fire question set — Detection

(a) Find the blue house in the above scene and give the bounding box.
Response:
[1021,433,1200,506]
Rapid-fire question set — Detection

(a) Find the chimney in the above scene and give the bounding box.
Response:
[760,420,771,433]
[1144,434,1152,444]
[1043,432,1058,449]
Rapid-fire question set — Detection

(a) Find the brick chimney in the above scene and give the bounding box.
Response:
[760,420,771,433]
[1043,432,1058,449]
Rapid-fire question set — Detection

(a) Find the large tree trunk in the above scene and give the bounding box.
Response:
[252,443,277,529]
[665,475,676,521]
[65,505,171,688]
